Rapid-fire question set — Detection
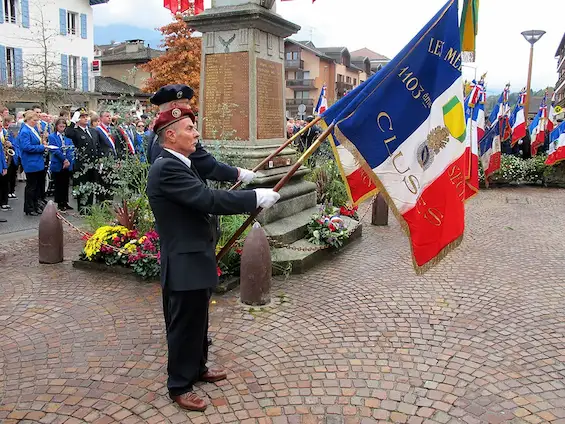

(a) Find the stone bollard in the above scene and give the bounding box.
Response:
[39,201,64,264]
[371,193,389,226]
[240,222,271,306]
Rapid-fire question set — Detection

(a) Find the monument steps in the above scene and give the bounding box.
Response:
[269,214,363,275]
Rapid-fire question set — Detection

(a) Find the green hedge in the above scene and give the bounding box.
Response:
[480,154,565,187]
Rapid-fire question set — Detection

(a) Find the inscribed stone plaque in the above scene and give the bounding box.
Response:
[203,52,249,140]
[256,58,284,139]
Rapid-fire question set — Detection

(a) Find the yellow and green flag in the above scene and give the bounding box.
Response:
[460,0,479,61]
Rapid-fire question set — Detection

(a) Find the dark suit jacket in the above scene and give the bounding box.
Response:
[65,124,99,172]
[148,132,239,182]
[147,150,257,291]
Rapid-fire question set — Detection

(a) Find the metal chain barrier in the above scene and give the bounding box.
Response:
[55,195,375,256]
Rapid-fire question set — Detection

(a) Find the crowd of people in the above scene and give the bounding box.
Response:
[0,105,154,222]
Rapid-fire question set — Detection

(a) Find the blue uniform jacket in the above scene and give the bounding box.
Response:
[134,133,146,162]
[5,129,20,166]
[0,140,7,173]
[19,124,46,173]
[48,132,74,172]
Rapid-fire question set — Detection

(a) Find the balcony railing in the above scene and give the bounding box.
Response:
[336,81,354,92]
[285,59,304,69]
[556,73,565,92]
[286,79,316,89]
[286,98,315,107]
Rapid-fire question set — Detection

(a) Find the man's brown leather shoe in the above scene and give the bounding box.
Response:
[200,369,227,383]
[170,392,207,411]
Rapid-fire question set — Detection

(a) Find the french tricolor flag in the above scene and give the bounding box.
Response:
[315,84,328,115]
[548,92,557,134]
[510,89,526,146]
[479,120,501,185]
[530,94,548,156]
[546,121,565,166]
[463,78,485,200]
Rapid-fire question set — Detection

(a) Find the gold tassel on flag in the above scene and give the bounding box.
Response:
[460,0,479,62]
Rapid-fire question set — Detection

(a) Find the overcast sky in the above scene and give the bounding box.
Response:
[93,0,562,94]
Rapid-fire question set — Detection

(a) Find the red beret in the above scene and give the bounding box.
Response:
[154,107,196,134]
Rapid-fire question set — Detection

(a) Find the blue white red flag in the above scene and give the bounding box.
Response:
[462,77,485,200]
[479,120,501,184]
[548,92,557,134]
[530,93,548,156]
[325,0,467,273]
[315,84,328,115]
[509,88,527,146]
[546,121,565,166]
[489,84,512,140]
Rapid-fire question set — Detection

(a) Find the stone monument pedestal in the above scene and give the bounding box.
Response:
[186,1,317,226]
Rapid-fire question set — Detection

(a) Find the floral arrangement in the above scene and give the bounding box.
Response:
[80,225,161,279]
[307,204,351,249]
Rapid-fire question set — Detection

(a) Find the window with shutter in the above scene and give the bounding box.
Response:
[4,0,17,24]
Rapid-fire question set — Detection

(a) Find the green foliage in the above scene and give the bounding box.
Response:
[217,214,251,276]
[306,158,349,207]
[84,202,115,233]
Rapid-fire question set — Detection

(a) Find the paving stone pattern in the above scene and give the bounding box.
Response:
[1,187,565,424]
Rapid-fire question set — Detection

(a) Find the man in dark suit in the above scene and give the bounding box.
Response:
[147,107,279,412]
[65,108,100,213]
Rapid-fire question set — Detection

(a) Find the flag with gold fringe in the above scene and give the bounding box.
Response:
[325,0,467,273]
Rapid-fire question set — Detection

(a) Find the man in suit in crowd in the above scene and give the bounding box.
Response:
[65,108,100,213]
[147,107,280,412]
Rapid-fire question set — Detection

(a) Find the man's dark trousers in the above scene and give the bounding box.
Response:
[162,287,210,396]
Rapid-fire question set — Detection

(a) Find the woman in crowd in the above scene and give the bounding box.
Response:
[48,118,74,211]
[134,120,147,162]
[19,111,48,216]
[3,116,20,199]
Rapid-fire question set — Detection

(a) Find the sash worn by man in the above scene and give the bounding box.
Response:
[147,107,280,412]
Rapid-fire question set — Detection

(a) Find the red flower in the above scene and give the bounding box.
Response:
[235,247,243,255]
[217,266,222,277]
[81,233,92,241]
[328,223,336,231]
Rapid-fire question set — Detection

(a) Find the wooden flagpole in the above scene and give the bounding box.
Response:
[217,121,335,262]
[229,115,323,191]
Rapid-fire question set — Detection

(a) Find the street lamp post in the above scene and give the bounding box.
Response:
[521,30,546,121]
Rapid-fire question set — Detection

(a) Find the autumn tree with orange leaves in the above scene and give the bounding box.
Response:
[141,13,201,104]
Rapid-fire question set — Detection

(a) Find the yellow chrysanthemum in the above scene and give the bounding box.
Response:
[84,225,129,259]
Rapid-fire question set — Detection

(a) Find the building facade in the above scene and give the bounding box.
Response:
[284,39,387,118]
[94,39,163,90]
[555,32,565,119]
[0,0,107,112]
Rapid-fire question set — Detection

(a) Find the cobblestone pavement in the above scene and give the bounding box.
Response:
[1,187,565,424]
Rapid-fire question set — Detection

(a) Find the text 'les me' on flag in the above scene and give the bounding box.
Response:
[329,0,467,273]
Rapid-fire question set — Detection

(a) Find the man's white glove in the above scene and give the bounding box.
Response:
[71,111,80,124]
[238,168,257,184]
[254,188,281,209]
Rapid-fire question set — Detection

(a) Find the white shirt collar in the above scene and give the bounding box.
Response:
[164,148,192,169]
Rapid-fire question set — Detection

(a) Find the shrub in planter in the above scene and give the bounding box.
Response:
[522,154,548,184]
[488,154,527,184]
[306,159,349,207]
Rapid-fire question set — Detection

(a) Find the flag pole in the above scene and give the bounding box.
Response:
[217,121,335,262]
[229,115,323,191]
